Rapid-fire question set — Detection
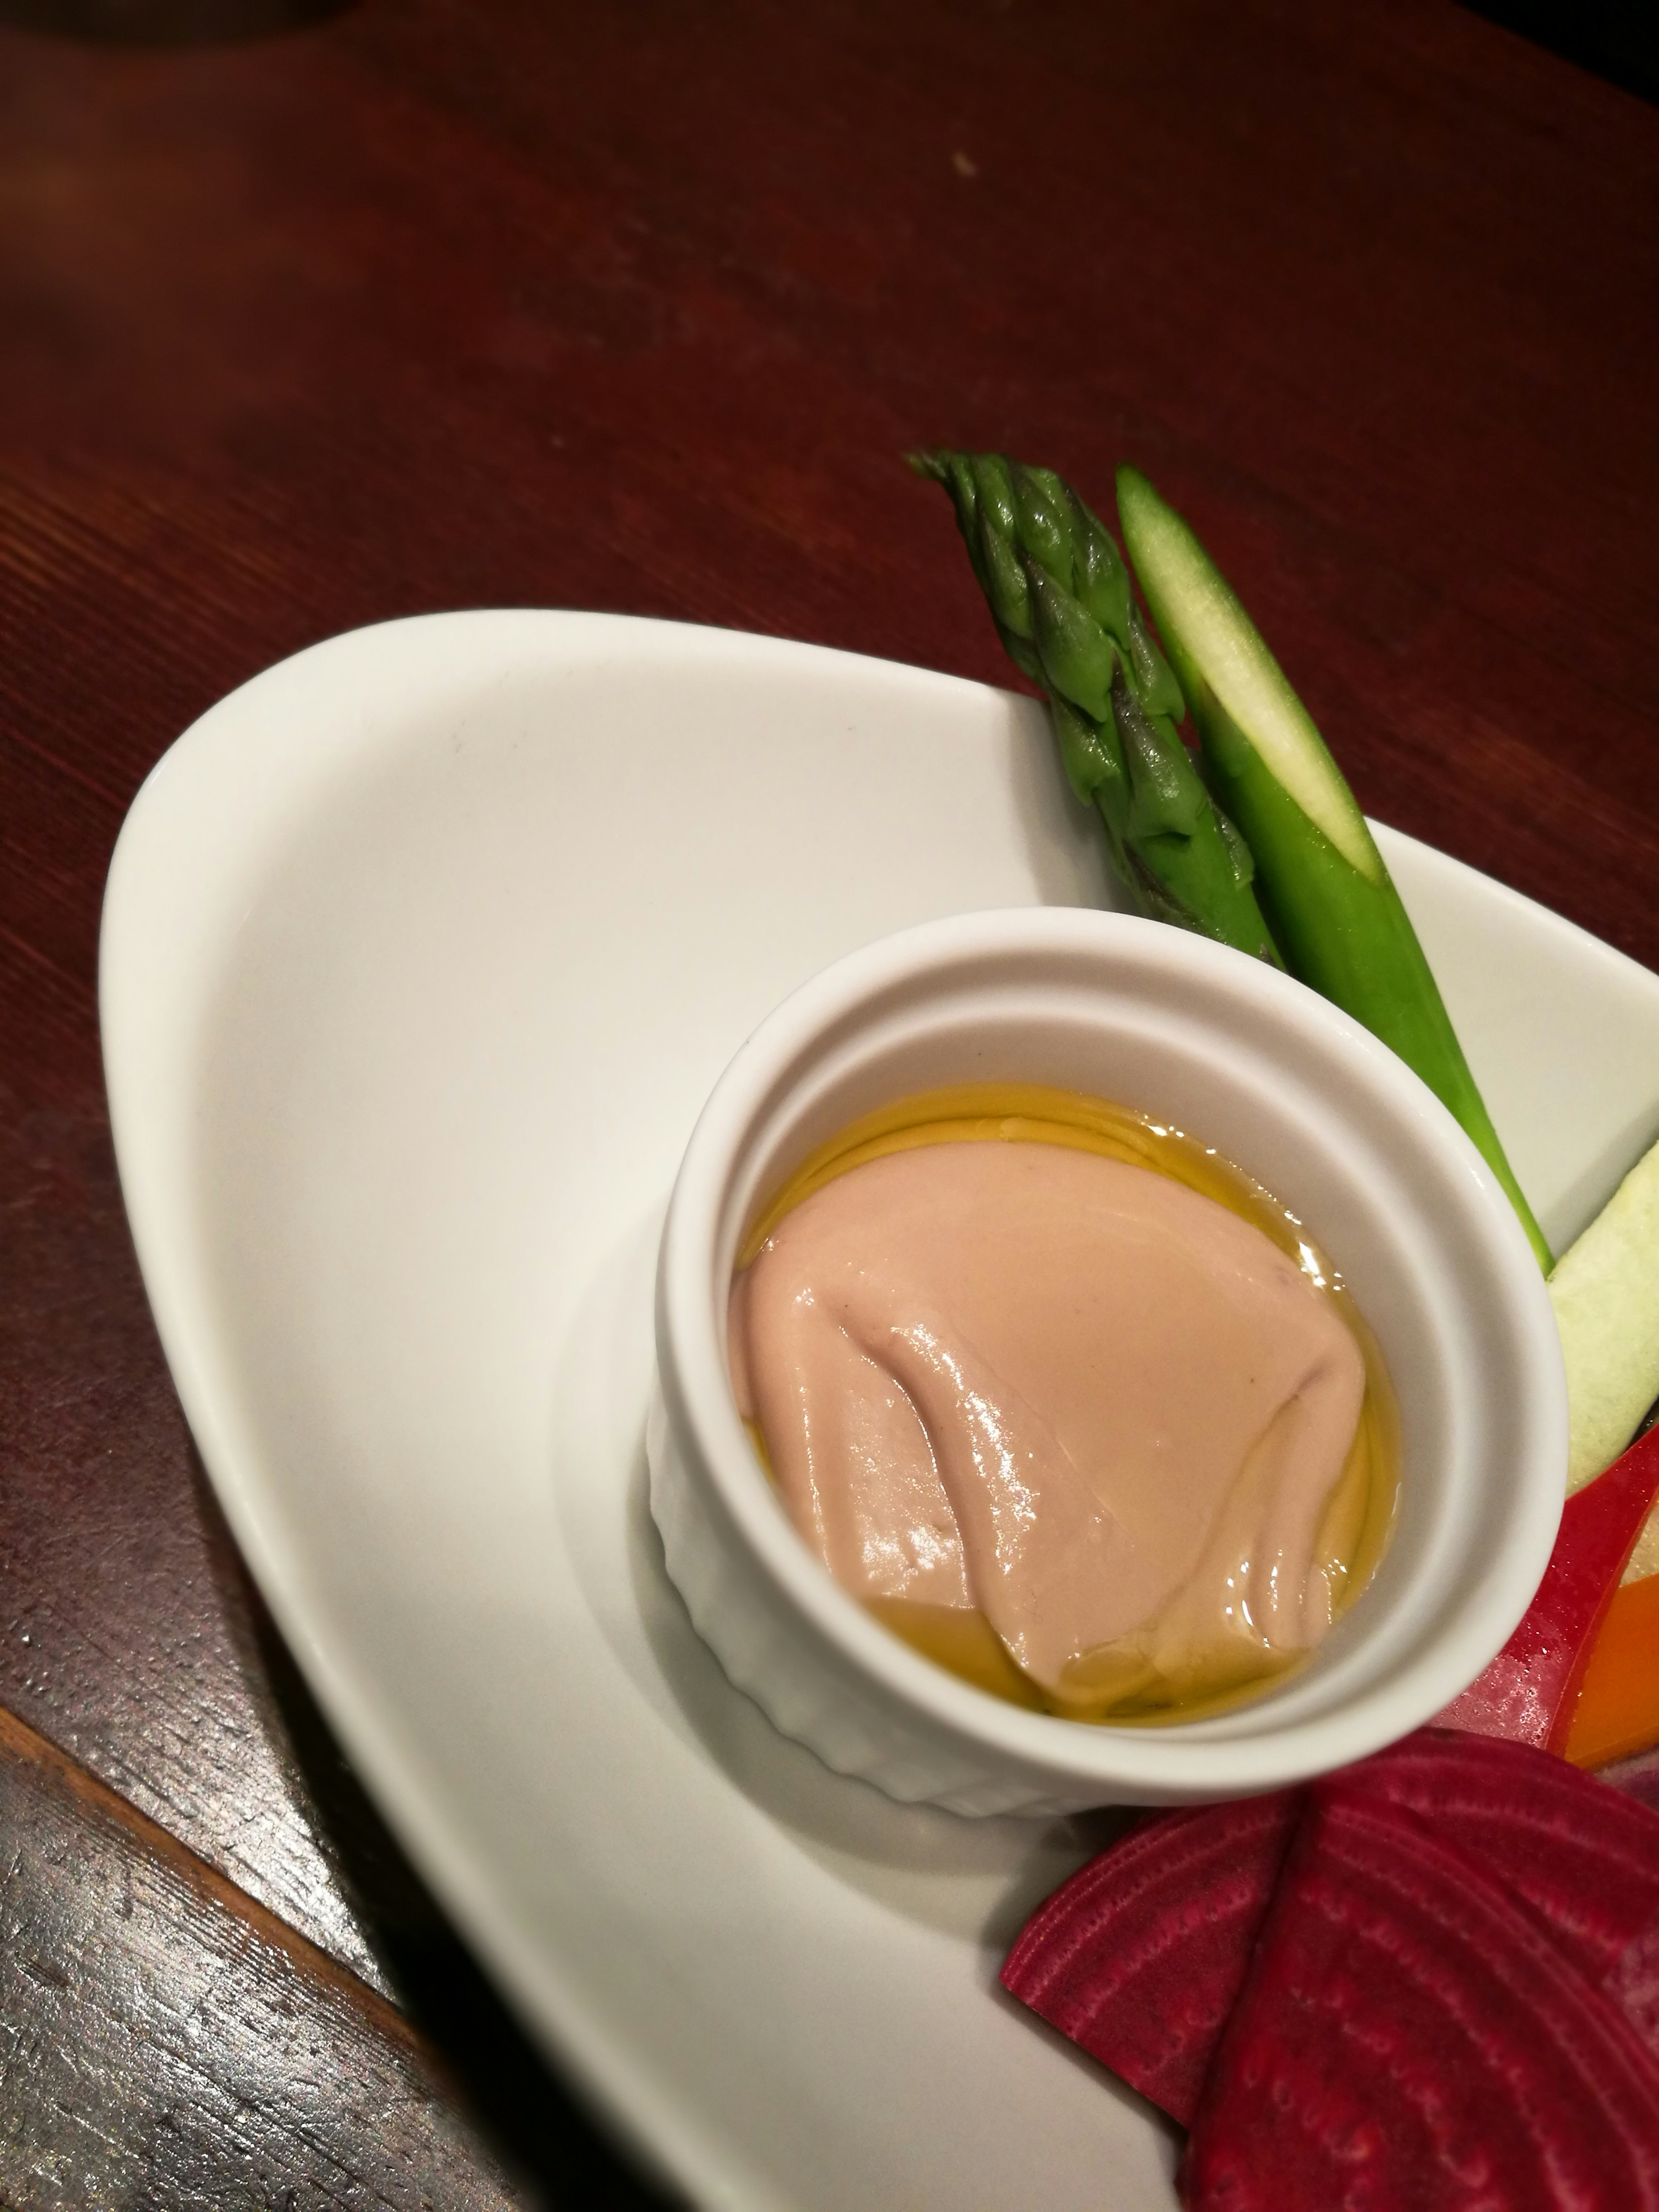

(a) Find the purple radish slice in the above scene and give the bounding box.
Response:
[1182,1780,1659,2211]
[1000,1791,1299,2126]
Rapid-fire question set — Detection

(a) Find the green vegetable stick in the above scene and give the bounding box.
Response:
[1548,1132,1659,1500]
[914,450,1281,966]
[1116,464,1552,1271]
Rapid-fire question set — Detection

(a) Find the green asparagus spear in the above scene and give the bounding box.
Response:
[913,449,1281,966]
[1116,464,1552,1270]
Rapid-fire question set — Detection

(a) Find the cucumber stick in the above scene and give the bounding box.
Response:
[1117,465,1552,1271]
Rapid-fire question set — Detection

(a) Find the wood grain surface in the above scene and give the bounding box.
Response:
[1,0,1656,2200]
[0,1704,531,2209]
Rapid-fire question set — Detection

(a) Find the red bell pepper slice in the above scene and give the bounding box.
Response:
[1436,1424,1659,1754]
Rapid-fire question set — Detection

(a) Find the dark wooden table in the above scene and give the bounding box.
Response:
[3,2,1656,2200]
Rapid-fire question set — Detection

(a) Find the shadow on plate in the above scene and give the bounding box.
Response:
[622,1431,1130,1953]
[540,1202,1129,1950]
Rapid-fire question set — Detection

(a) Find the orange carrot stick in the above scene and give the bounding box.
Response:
[1566,1573,1659,1770]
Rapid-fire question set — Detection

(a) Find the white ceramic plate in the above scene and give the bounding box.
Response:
[102,613,1659,2210]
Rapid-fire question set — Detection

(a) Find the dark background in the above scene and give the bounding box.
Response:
[1466,0,1659,102]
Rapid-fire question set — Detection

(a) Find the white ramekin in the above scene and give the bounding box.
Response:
[648,907,1566,1818]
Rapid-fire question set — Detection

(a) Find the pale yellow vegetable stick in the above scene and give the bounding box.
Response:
[1548,1130,1659,1573]
[1622,1491,1659,1589]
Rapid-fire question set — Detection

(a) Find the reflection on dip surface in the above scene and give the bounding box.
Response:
[728,1087,1398,1724]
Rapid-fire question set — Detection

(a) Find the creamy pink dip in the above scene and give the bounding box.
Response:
[728,1141,1366,1695]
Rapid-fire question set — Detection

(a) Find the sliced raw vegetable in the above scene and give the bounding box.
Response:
[1551,1130,1659,1495]
[1436,1424,1659,1751]
[1602,1736,1659,1819]
[1002,1730,1659,2144]
[1115,464,1552,1272]
[1350,1730,1659,2037]
[1569,1573,1659,1771]
[912,450,1281,963]
[1181,1781,1659,2211]
[1633,1396,1659,1585]
[998,1792,1299,2126]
